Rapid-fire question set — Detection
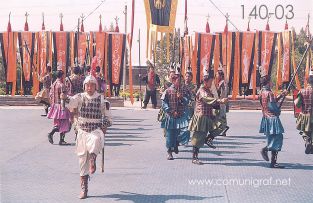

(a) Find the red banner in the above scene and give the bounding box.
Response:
[232,32,240,99]
[108,33,126,85]
[3,32,17,95]
[95,32,106,70]
[198,33,215,80]
[241,32,255,84]
[191,33,198,84]
[222,32,233,82]
[70,31,75,67]
[78,32,87,66]
[182,35,192,75]
[213,35,220,74]
[21,32,33,81]
[282,30,291,83]
[276,33,282,92]
[37,31,48,76]
[55,32,67,73]
[261,31,276,76]
[33,33,39,96]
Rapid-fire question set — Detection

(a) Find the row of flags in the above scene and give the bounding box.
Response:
[0,14,127,98]
[181,17,312,99]
[145,0,312,100]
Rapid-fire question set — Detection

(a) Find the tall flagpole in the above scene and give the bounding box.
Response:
[122,3,127,92]
[225,13,229,96]
[6,12,11,95]
[138,28,142,108]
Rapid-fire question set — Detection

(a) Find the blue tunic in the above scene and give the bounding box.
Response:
[259,87,284,151]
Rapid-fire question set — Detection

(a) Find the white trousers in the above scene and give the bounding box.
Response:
[76,128,104,176]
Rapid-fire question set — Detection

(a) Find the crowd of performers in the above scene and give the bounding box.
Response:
[32,59,313,199]
[35,63,111,199]
[157,61,230,165]
[153,61,313,168]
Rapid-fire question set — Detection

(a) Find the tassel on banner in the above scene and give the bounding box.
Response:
[24,12,29,31]
[42,13,45,30]
[247,17,251,31]
[285,19,288,30]
[80,14,85,32]
[59,13,64,31]
[114,16,119,33]
[7,12,12,32]
[99,15,103,32]
[205,14,210,33]
[266,15,270,31]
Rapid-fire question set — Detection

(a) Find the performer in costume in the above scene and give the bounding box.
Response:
[65,66,84,96]
[35,64,52,116]
[189,68,227,165]
[259,66,287,168]
[47,65,71,145]
[161,65,190,160]
[142,60,160,109]
[95,66,107,95]
[204,64,230,148]
[294,70,313,154]
[65,66,84,137]
[157,64,176,135]
[85,66,91,76]
[184,66,197,119]
[61,75,112,199]
[215,64,229,136]
[164,63,176,89]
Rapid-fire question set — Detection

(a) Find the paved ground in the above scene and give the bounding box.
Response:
[1,107,313,203]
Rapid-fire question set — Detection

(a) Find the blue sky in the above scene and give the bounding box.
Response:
[0,0,312,65]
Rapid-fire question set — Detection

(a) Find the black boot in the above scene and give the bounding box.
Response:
[167,149,174,160]
[305,137,312,154]
[192,147,202,165]
[261,147,269,161]
[220,126,230,136]
[48,127,58,144]
[59,133,69,145]
[42,106,49,116]
[205,136,216,149]
[270,151,285,169]
[142,103,147,109]
[174,141,179,154]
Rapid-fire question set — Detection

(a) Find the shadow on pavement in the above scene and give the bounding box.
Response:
[90,191,223,203]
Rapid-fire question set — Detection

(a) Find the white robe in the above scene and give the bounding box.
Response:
[66,92,112,176]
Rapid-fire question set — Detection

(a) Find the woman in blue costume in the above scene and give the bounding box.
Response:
[259,67,287,168]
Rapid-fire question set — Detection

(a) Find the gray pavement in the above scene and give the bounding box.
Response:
[0,107,313,203]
